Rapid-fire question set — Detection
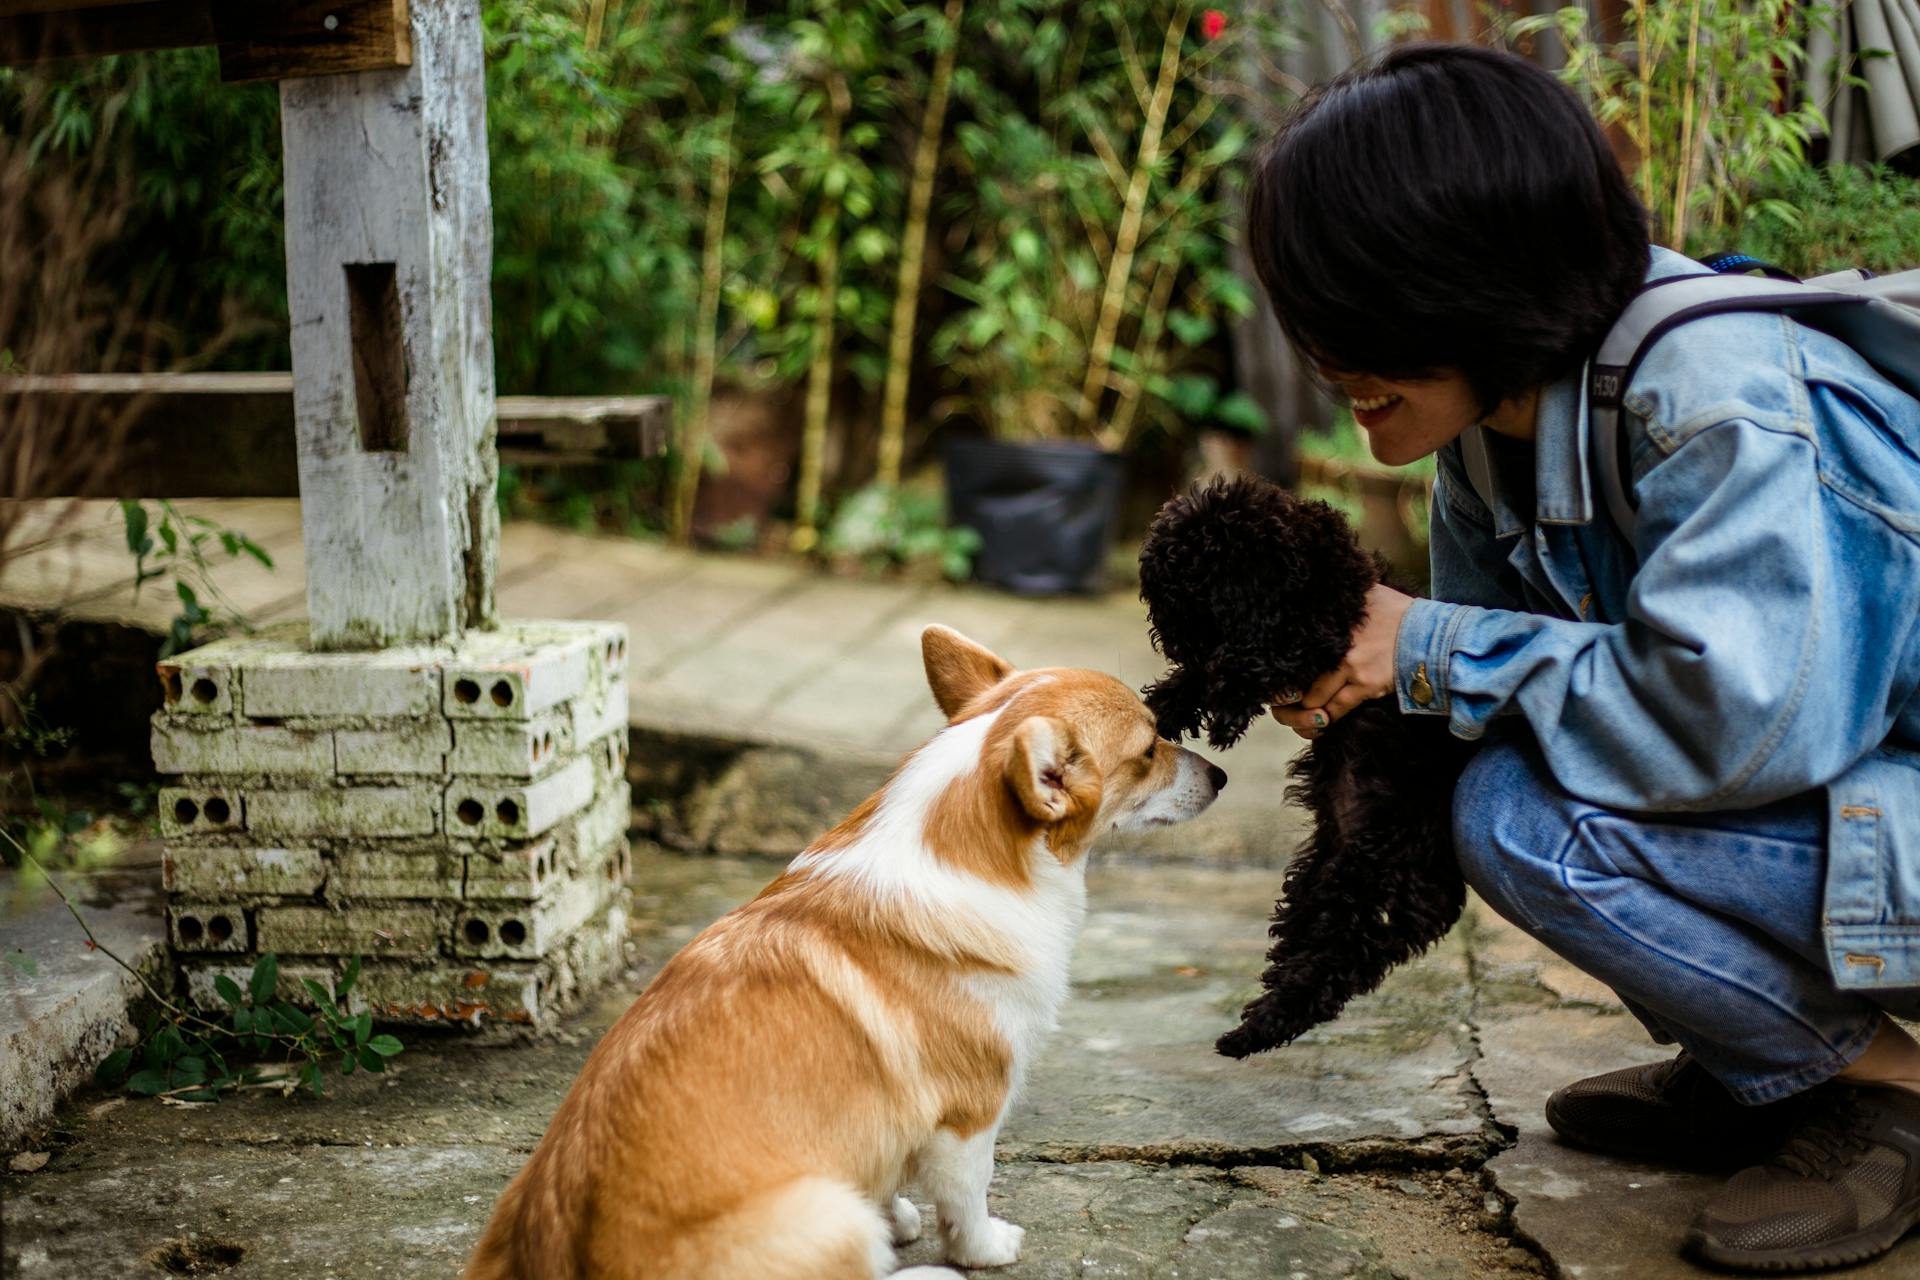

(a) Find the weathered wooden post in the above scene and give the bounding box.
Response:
[278,0,499,649]
[131,0,632,1027]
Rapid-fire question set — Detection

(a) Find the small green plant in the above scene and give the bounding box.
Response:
[1714,164,1920,278]
[821,483,981,581]
[120,500,273,657]
[4,830,406,1101]
[1507,2,1835,248]
[94,953,402,1100]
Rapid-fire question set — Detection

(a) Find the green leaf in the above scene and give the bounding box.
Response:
[335,956,361,1001]
[1166,310,1216,347]
[95,1047,135,1086]
[214,975,243,1008]
[239,538,274,570]
[121,502,149,555]
[302,978,334,1009]
[272,1004,313,1035]
[300,1061,324,1096]
[353,1011,372,1046]
[366,1034,404,1058]
[1214,392,1269,434]
[159,522,178,556]
[126,1068,169,1096]
[250,953,279,1006]
[342,1051,357,1077]
[358,1046,388,1074]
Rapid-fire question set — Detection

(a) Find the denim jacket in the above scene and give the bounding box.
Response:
[1397,247,1920,992]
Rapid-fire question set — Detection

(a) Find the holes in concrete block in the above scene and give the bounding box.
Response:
[500,920,527,947]
[203,797,231,825]
[161,668,183,703]
[464,918,490,946]
[190,677,218,705]
[604,637,627,669]
[534,853,548,879]
[495,798,521,827]
[455,798,484,827]
[453,678,481,705]
[620,847,631,877]
[490,679,515,708]
[208,913,234,944]
[178,915,205,944]
[604,857,616,882]
[345,261,410,454]
[174,797,200,825]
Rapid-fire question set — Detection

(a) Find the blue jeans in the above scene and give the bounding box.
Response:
[1456,733,1920,1104]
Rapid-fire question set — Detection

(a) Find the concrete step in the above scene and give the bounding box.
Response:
[1,846,166,1148]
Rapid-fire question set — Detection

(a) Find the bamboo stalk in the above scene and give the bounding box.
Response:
[1103,234,1185,451]
[1670,0,1704,245]
[790,89,846,555]
[876,0,965,489]
[1077,2,1192,440]
[1633,0,1653,213]
[671,92,737,545]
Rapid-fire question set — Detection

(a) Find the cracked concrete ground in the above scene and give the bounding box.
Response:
[12,845,1915,1278]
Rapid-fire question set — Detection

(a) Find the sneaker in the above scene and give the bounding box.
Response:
[1687,1083,1920,1272]
[1546,1052,1803,1166]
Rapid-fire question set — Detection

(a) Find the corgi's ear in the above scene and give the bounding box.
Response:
[1006,716,1100,825]
[923,625,1014,720]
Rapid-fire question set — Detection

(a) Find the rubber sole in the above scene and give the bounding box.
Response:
[1684,1203,1920,1273]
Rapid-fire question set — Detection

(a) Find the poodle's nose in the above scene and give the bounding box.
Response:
[1206,764,1228,792]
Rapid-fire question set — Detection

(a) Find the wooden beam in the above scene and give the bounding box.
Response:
[0,0,214,66]
[0,374,671,498]
[0,0,409,80]
[211,0,410,84]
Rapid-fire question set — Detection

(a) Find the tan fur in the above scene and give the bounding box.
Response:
[463,629,1205,1280]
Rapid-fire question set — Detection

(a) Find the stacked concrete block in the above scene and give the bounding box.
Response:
[154,621,632,1029]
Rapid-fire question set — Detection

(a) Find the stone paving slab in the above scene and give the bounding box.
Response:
[1468,909,1920,1280]
[1,849,1519,1279]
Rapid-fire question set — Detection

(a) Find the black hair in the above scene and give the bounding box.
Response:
[1247,43,1650,415]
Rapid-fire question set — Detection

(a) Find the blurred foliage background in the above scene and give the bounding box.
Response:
[2,0,1918,579]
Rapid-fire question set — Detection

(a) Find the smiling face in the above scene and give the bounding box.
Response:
[1315,364,1484,466]
[1315,364,1539,466]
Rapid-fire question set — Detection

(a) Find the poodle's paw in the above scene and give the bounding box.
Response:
[890,1196,923,1245]
[946,1217,1024,1268]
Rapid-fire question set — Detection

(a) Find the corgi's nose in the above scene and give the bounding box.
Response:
[1206,764,1228,791]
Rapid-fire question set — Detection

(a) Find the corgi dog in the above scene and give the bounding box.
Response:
[463,625,1227,1280]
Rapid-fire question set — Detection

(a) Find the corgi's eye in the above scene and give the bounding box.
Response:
[1143,741,1157,762]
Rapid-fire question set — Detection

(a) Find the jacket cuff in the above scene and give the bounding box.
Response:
[1395,597,1466,716]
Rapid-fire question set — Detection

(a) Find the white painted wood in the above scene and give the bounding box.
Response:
[279,0,498,649]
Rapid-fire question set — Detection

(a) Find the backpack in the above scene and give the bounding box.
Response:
[1458,254,1920,543]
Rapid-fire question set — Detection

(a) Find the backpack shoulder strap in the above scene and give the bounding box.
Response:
[1590,274,1870,544]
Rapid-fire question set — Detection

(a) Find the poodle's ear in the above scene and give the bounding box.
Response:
[1142,667,1206,742]
[922,625,1014,720]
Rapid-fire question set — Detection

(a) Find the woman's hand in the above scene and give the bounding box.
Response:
[1269,583,1415,739]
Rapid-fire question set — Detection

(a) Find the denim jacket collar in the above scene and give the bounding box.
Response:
[1464,248,1708,538]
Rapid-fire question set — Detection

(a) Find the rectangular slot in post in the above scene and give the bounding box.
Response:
[344,261,410,453]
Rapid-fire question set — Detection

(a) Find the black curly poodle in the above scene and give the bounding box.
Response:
[1139,475,1478,1059]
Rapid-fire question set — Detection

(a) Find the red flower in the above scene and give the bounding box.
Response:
[1201,9,1227,40]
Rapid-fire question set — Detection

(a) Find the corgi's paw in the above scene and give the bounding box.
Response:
[890,1196,923,1245]
[948,1217,1024,1268]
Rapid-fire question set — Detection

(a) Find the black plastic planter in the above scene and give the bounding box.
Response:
[944,437,1126,596]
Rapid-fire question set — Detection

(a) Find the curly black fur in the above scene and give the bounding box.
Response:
[1139,476,1478,1059]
